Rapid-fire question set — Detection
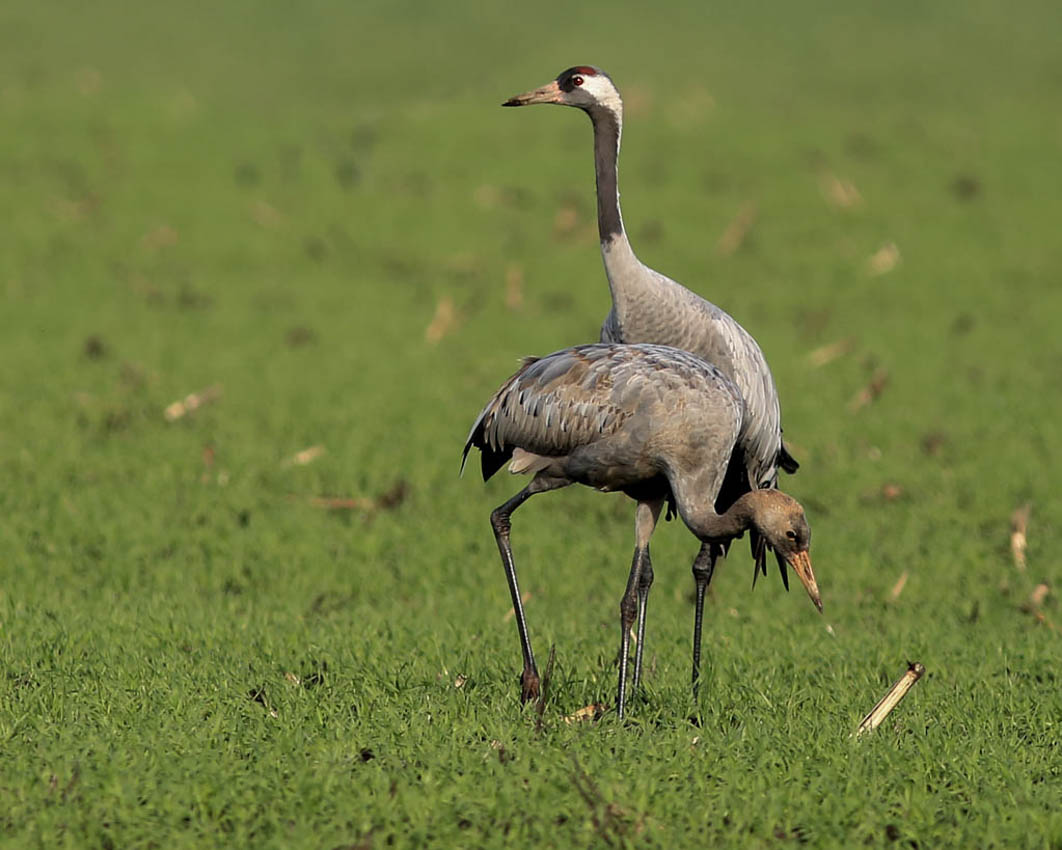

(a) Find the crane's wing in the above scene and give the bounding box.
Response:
[462,343,741,483]
[462,346,633,482]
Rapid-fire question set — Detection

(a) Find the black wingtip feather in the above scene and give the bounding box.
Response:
[775,550,790,591]
[779,444,800,475]
[460,442,472,477]
[749,528,767,576]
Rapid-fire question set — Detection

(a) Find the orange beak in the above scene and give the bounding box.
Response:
[786,550,822,613]
[502,80,563,107]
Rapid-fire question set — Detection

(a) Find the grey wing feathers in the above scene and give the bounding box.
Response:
[461,356,537,481]
[463,347,630,481]
[463,344,742,482]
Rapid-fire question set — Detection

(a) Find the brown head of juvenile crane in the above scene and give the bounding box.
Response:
[463,343,821,719]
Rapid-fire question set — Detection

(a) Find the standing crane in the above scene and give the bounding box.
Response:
[503,66,800,612]
[463,343,821,718]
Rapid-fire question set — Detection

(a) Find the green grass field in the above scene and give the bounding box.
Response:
[2,0,1061,846]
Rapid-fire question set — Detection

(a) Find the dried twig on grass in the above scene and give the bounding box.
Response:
[281,445,326,467]
[141,224,179,251]
[889,571,909,601]
[250,200,285,230]
[425,296,460,344]
[1021,583,1049,613]
[200,445,218,484]
[716,202,757,257]
[881,484,904,501]
[563,703,609,724]
[553,204,582,238]
[306,479,408,515]
[854,661,925,737]
[819,172,863,209]
[807,338,855,367]
[505,264,524,311]
[1021,583,1059,633]
[164,384,222,421]
[848,369,889,412]
[1010,503,1031,570]
[866,242,901,276]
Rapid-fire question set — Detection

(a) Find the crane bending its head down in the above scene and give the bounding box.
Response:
[463,343,821,718]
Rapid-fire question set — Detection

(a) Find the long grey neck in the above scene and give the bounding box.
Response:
[587,103,651,342]
[588,105,625,244]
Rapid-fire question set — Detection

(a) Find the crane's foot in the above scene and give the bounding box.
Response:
[520,668,540,703]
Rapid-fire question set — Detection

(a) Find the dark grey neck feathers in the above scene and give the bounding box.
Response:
[672,476,762,543]
[588,105,623,243]
[691,493,757,541]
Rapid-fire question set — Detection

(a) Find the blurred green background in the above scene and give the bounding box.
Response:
[2,1,1060,847]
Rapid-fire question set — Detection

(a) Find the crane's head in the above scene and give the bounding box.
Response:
[502,66,622,117]
[747,490,822,613]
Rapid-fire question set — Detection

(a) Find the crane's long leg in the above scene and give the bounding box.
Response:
[691,541,720,699]
[617,499,663,719]
[490,475,570,704]
[631,499,664,697]
[631,555,653,696]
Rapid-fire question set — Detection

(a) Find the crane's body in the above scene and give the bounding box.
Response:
[463,343,821,717]
[466,343,743,509]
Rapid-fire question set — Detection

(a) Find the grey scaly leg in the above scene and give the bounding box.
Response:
[617,499,663,718]
[691,542,720,698]
[490,475,570,703]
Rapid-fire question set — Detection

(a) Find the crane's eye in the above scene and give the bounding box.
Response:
[572,75,584,87]
[785,530,797,540]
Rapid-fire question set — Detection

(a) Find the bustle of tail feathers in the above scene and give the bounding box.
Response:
[460,355,541,482]
[478,446,512,481]
[460,408,511,482]
[461,416,511,481]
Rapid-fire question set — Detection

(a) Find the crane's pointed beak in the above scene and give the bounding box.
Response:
[502,80,563,107]
[786,550,822,613]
